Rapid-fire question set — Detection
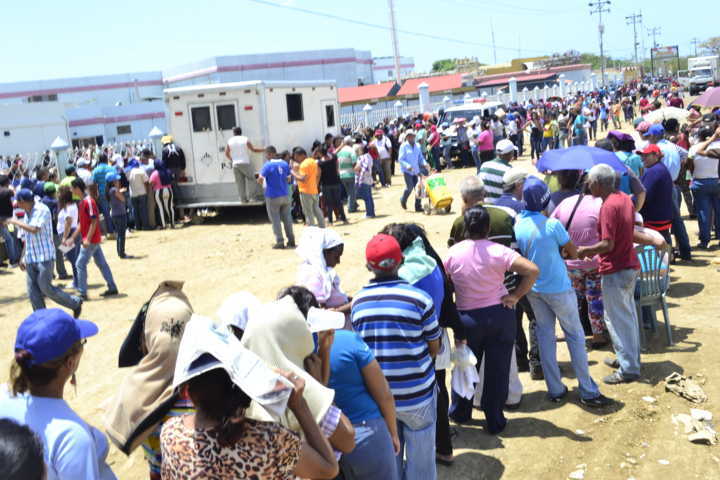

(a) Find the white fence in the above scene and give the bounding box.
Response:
[338,82,586,130]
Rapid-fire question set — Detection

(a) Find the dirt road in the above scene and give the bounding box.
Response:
[1,147,719,479]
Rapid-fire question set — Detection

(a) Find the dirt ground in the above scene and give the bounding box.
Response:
[2,138,720,480]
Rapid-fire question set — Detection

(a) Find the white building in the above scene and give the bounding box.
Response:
[371,56,415,82]
[163,49,374,88]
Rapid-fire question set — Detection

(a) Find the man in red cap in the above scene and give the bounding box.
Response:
[638,144,674,243]
[351,234,440,480]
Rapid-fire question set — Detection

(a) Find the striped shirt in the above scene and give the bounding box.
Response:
[23,202,56,264]
[351,279,440,411]
[478,158,512,203]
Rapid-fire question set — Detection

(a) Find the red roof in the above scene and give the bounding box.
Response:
[338,81,398,104]
[396,73,466,96]
[476,72,556,88]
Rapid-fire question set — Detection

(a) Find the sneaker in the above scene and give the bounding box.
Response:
[400,200,407,210]
[272,243,285,250]
[72,300,83,319]
[100,289,119,297]
[580,394,613,408]
[530,364,544,380]
[603,357,620,369]
[548,386,568,403]
[504,401,521,411]
[603,371,638,384]
[286,241,296,248]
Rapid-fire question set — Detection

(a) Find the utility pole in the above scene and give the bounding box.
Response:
[490,18,498,64]
[625,12,642,66]
[647,27,661,76]
[387,0,402,85]
[589,0,611,87]
[691,37,700,56]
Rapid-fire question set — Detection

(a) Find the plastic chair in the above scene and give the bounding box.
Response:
[634,245,673,349]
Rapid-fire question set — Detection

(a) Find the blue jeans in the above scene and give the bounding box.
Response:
[671,185,691,257]
[131,195,149,230]
[0,223,19,264]
[63,229,81,290]
[97,195,115,234]
[340,416,400,480]
[601,270,641,378]
[75,243,117,296]
[372,157,386,186]
[396,393,437,480]
[341,178,358,212]
[450,304,516,433]
[401,172,419,209]
[111,215,127,256]
[541,136,553,152]
[26,260,81,311]
[527,290,601,400]
[356,183,375,217]
[691,178,720,245]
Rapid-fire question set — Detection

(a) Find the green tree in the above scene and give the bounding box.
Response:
[700,36,720,55]
[431,59,457,72]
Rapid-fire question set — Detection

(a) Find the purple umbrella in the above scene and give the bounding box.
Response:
[691,87,720,108]
[537,146,628,173]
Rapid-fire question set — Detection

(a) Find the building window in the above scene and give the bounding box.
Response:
[286,93,304,122]
[216,104,236,130]
[116,125,132,135]
[325,105,335,128]
[191,106,212,132]
[27,94,58,103]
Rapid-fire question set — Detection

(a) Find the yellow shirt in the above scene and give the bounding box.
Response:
[298,158,319,195]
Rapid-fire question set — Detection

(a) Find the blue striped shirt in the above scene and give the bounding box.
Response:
[23,202,55,264]
[351,279,440,411]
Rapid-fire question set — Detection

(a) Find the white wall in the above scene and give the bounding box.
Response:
[0,103,69,155]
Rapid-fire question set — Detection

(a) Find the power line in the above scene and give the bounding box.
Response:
[625,12,642,66]
[245,0,549,54]
[590,0,611,87]
[691,38,700,56]
[647,26,661,49]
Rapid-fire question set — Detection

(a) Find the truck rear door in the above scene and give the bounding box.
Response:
[187,101,238,185]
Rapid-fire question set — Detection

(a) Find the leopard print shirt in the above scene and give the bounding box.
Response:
[160,415,301,479]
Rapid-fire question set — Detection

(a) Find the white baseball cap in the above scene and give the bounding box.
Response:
[496,139,518,155]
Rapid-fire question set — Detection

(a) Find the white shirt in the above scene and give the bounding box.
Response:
[689,144,719,179]
[77,168,93,185]
[0,389,117,480]
[128,167,148,197]
[227,135,251,166]
[57,203,78,235]
[374,136,392,159]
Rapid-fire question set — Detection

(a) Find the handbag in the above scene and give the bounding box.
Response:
[560,193,584,258]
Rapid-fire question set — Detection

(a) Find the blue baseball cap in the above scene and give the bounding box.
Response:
[643,124,665,137]
[15,309,98,367]
[522,176,550,212]
[16,188,34,202]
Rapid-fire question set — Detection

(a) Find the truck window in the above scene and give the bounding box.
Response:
[286,93,304,122]
[216,104,236,130]
[325,105,335,127]
[191,106,212,132]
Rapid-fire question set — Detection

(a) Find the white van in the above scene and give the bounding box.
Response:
[164,80,339,209]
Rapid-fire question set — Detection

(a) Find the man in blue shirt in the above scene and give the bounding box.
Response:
[257,146,295,249]
[398,130,427,212]
[352,234,440,480]
[514,177,610,408]
[643,123,691,259]
[92,153,115,236]
[4,189,82,316]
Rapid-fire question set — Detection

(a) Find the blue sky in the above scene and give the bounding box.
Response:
[2,0,715,83]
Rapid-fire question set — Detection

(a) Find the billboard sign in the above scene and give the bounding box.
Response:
[652,46,679,61]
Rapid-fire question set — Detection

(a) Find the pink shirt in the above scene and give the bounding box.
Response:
[550,194,603,270]
[149,171,164,191]
[443,239,519,311]
[476,130,494,152]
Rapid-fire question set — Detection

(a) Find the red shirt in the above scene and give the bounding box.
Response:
[79,195,102,244]
[597,192,640,275]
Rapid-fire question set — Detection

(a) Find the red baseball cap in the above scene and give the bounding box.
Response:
[366,234,403,271]
[636,144,662,156]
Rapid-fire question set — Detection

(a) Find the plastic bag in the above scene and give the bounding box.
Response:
[434,329,452,370]
[451,343,477,368]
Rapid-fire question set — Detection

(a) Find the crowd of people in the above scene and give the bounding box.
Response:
[1,80,720,480]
